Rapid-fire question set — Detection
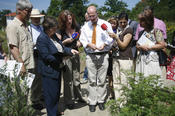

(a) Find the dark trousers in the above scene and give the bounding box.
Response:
[42,76,61,116]
[83,67,88,79]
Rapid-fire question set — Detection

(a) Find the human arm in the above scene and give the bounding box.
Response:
[36,34,60,64]
[108,32,132,50]
[149,29,165,51]
[62,37,74,45]
[136,29,165,52]
[55,33,62,40]
[9,44,26,74]
[6,23,26,74]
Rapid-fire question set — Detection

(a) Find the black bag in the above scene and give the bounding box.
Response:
[157,50,168,66]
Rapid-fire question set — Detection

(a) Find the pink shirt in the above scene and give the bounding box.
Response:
[135,18,167,40]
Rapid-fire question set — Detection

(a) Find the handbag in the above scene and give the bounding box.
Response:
[157,50,169,66]
[154,29,169,66]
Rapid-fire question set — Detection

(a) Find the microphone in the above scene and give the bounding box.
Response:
[72,32,79,40]
[101,23,109,32]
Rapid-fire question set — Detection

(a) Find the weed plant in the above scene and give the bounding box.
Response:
[0,69,34,116]
[106,71,175,116]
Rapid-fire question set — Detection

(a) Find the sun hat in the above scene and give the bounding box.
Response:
[30,9,45,18]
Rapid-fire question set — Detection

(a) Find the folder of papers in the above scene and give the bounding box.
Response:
[137,31,155,47]
[0,60,35,88]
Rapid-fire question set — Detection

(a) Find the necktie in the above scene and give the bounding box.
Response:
[92,23,97,44]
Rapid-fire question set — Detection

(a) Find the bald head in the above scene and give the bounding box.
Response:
[87,6,98,24]
[87,6,97,14]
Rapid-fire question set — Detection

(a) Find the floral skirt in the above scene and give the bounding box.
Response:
[167,56,175,81]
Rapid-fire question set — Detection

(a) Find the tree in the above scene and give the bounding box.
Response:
[129,0,159,21]
[47,0,63,17]
[68,0,89,25]
[155,0,175,21]
[47,0,89,25]
[99,0,128,20]
[0,9,11,29]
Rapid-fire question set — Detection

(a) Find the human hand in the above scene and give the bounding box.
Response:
[97,44,106,51]
[140,45,150,51]
[76,41,82,48]
[20,64,26,76]
[66,38,74,43]
[108,32,118,39]
[71,49,79,55]
[87,43,97,50]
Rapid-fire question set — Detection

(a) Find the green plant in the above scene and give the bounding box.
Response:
[0,30,8,53]
[106,71,175,116]
[0,68,35,116]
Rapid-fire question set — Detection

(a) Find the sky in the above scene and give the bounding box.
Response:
[0,0,140,12]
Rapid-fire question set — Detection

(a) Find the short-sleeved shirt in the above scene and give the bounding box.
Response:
[117,27,134,60]
[137,29,164,63]
[6,17,34,70]
[135,18,167,40]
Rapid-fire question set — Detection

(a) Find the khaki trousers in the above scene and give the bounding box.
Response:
[112,59,133,100]
[86,53,109,105]
[63,54,82,105]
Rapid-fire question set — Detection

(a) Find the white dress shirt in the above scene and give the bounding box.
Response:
[28,24,43,49]
[79,18,114,53]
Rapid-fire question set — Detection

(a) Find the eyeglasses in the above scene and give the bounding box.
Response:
[24,8,32,13]
[119,21,127,24]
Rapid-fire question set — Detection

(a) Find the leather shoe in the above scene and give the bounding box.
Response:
[77,98,86,103]
[32,103,44,110]
[98,103,105,110]
[89,105,96,112]
[57,112,64,116]
[66,104,74,110]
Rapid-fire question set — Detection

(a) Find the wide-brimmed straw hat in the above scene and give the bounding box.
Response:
[30,9,45,18]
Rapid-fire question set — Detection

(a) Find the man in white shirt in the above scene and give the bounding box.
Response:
[79,5,113,112]
[28,9,45,110]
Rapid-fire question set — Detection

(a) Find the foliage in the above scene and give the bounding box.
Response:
[129,0,158,21]
[47,0,89,25]
[106,72,175,116]
[68,0,89,25]
[0,71,35,116]
[47,0,63,17]
[165,21,175,43]
[99,0,128,20]
[155,0,175,22]
[129,1,147,21]
[0,30,8,53]
[0,9,11,29]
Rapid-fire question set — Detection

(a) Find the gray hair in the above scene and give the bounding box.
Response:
[42,16,58,33]
[16,0,33,12]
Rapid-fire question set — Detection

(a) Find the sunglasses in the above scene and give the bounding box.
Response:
[119,21,127,24]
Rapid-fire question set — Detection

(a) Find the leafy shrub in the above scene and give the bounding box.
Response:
[165,21,175,43]
[0,73,35,116]
[106,72,175,116]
